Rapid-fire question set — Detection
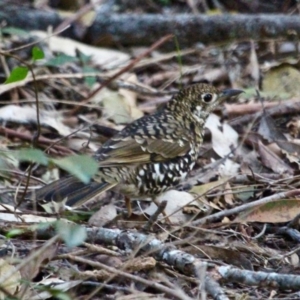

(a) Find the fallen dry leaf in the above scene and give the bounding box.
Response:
[0,105,71,136]
[257,140,293,175]
[144,190,199,223]
[89,203,117,226]
[0,259,21,298]
[32,30,130,68]
[20,244,57,281]
[234,199,300,223]
[205,113,239,158]
[263,64,300,98]
[31,279,82,300]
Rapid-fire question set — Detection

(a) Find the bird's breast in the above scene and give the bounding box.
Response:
[129,150,197,196]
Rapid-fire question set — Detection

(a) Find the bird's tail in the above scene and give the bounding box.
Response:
[28,175,117,209]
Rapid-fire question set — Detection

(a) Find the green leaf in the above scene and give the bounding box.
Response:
[77,50,92,64]
[2,27,29,36]
[33,221,54,231]
[32,46,44,61]
[13,149,48,165]
[34,285,73,300]
[55,292,72,300]
[56,220,86,248]
[157,0,171,5]
[0,156,7,166]
[5,66,28,83]
[83,65,97,87]
[6,229,24,238]
[51,155,98,184]
[44,54,78,67]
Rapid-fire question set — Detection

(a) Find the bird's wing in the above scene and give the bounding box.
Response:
[94,120,193,167]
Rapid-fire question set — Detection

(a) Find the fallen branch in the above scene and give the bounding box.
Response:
[2,2,300,47]
[86,227,229,300]
[228,100,300,128]
[224,98,300,117]
[64,254,193,300]
[87,13,300,47]
[218,266,300,290]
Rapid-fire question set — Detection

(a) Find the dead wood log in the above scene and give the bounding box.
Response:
[1,1,300,48]
[86,13,300,47]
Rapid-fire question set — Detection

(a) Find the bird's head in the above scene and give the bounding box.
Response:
[168,83,243,124]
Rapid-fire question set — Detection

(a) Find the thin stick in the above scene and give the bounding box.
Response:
[69,34,174,115]
[192,189,300,226]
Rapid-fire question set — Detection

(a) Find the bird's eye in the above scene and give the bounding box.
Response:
[203,93,213,103]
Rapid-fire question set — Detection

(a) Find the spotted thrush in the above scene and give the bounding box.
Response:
[31,83,242,213]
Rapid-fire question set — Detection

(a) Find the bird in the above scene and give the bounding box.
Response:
[30,83,242,215]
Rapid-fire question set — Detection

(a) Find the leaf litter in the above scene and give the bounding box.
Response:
[2,7,300,299]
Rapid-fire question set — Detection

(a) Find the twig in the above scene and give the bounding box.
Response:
[0,127,74,155]
[192,189,300,226]
[0,73,171,97]
[54,0,102,34]
[229,100,300,128]
[69,34,174,115]
[85,227,226,299]
[65,254,193,300]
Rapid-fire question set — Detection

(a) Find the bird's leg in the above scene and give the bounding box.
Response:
[125,196,132,218]
[152,197,172,224]
[143,200,167,231]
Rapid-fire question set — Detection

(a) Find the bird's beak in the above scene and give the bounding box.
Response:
[220,88,244,99]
